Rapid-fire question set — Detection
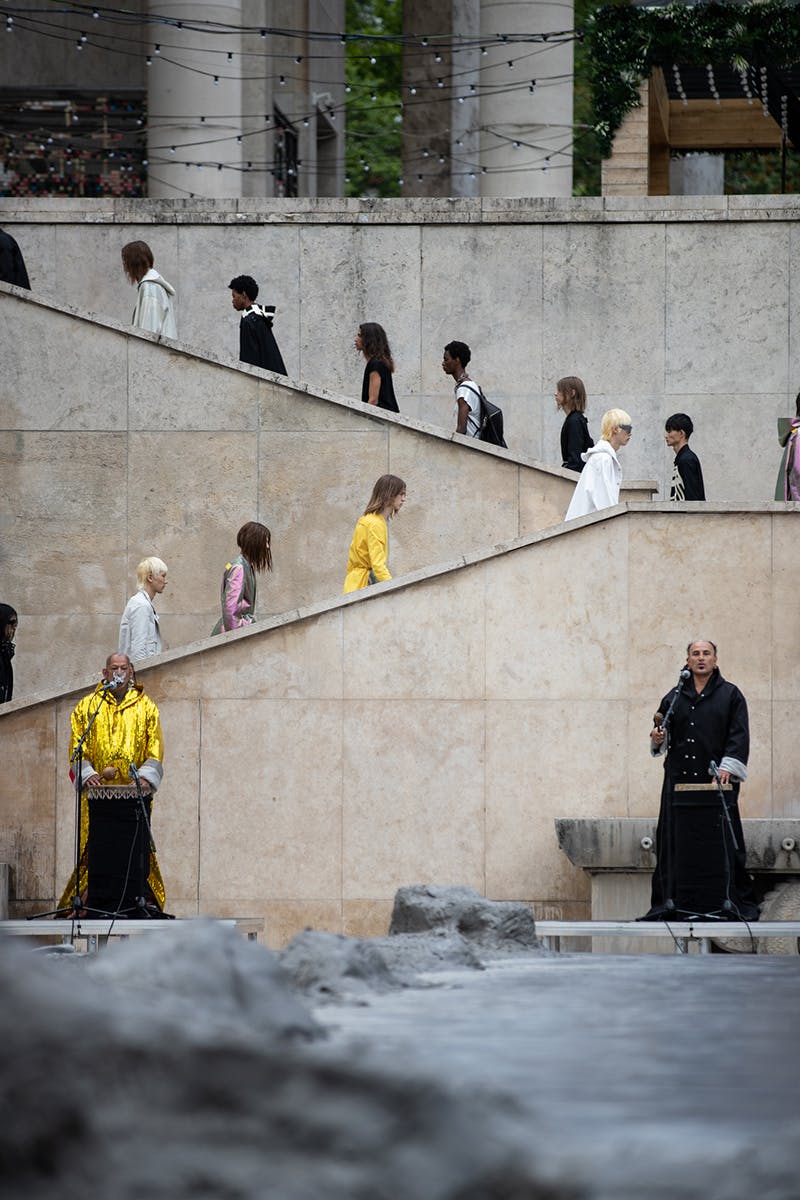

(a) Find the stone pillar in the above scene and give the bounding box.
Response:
[146,0,243,199]
[450,0,481,197]
[479,0,573,197]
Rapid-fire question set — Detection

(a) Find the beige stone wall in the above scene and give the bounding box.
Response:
[0,284,653,699]
[3,505,798,945]
[1,195,796,502]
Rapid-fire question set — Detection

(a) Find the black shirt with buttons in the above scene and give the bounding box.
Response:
[657,668,749,785]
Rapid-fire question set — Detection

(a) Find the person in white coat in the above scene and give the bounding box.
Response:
[121,241,177,339]
[119,556,168,664]
[564,408,633,521]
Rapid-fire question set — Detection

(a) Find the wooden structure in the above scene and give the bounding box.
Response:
[602,65,789,196]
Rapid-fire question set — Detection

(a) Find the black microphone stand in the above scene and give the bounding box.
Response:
[707,759,741,916]
[656,669,690,918]
[29,683,118,920]
[116,762,173,919]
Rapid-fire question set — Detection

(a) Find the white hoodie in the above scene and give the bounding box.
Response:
[564,439,622,521]
[132,268,177,339]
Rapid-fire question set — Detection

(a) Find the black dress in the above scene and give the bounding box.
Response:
[644,668,758,921]
[0,228,30,288]
[239,308,287,376]
[0,641,13,703]
[560,410,593,472]
[361,359,399,412]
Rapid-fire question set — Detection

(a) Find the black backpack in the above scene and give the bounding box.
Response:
[460,382,508,449]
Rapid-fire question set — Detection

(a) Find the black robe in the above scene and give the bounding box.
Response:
[239,308,286,376]
[670,444,705,501]
[645,667,758,921]
[0,229,31,289]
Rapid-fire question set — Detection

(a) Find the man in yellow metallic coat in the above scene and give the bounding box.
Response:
[58,652,166,912]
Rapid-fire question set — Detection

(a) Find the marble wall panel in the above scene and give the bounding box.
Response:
[484,699,626,901]
[770,512,800,702]
[6,224,56,296]
[296,226,367,396]
[386,424,522,559]
[149,697,201,904]
[625,697,666,820]
[665,223,789,395]
[127,339,259,431]
[519,466,573,531]
[0,431,127,612]
[745,698,773,819]
[0,301,127,430]
[343,898,394,940]
[665,392,787,503]
[625,512,772,701]
[419,224,544,398]
[485,518,630,701]
[0,705,58,902]
[341,699,486,896]
[176,224,302,378]
[146,610,344,702]
[259,381,373,432]
[15,615,121,699]
[126,431,258,622]
[341,567,486,700]
[54,696,84,895]
[198,698,343,900]
[541,223,666,397]
[349,224,423,402]
[258,428,389,611]
[771,703,800,819]
[789,223,800,391]
[55,224,180,333]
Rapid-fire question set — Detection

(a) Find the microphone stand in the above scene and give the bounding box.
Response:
[29,683,118,920]
[660,669,690,742]
[656,669,690,918]
[118,762,172,919]
[708,760,742,916]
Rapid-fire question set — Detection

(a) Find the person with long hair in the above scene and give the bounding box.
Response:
[0,604,17,703]
[343,475,406,593]
[121,240,177,338]
[555,376,593,472]
[355,322,399,412]
[212,521,272,633]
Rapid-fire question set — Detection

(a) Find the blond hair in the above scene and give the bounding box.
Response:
[136,557,168,587]
[600,409,632,441]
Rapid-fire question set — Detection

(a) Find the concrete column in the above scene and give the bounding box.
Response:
[147,0,243,199]
[450,0,481,197]
[479,0,573,197]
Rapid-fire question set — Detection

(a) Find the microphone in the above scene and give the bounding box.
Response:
[679,668,691,681]
[653,711,663,728]
[100,679,116,690]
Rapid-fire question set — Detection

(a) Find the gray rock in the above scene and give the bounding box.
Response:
[390,884,542,953]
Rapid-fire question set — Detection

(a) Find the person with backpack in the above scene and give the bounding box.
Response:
[442,340,481,437]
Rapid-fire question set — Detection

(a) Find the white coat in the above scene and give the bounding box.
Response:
[564,439,622,521]
[119,589,162,663]
[132,269,177,338]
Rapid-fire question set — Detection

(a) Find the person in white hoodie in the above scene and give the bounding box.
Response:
[564,408,632,521]
[119,556,168,664]
[121,240,177,338]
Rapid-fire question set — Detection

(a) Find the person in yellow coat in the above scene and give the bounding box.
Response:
[58,652,166,914]
[343,474,407,593]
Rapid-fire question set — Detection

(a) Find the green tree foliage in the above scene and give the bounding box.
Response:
[345,0,403,196]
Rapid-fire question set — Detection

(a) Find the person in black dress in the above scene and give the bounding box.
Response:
[0,604,18,703]
[355,322,399,412]
[229,275,287,376]
[556,376,593,471]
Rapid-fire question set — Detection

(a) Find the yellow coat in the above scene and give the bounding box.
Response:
[58,684,166,911]
[343,512,391,593]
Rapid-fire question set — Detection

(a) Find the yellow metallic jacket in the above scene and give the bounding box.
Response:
[343,512,391,593]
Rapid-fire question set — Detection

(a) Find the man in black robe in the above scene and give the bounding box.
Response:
[644,639,759,921]
[228,274,286,376]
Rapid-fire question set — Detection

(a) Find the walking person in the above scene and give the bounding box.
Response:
[442,341,482,437]
[121,240,177,338]
[777,391,800,501]
[119,557,168,665]
[343,475,406,593]
[665,413,705,501]
[228,274,287,375]
[564,409,632,520]
[211,521,272,634]
[355,323,399,412]
[555,376,593,472]
[0,604,18,703]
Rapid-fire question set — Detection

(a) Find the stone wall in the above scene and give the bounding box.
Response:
[1,194,796,499]
[2,505,798,945]
[0,283,653,698]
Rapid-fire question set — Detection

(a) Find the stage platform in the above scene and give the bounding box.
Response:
[535,919,800,953]
[0,916,264,952]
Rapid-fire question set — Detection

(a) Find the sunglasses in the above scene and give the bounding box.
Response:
[619,424,633,432]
